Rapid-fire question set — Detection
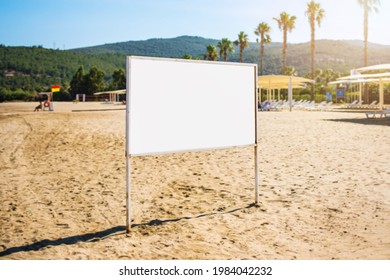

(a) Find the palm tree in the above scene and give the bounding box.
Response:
[305,1,325,100]
[357,0,381,66]
[280,65,298,76]
[234,31,249,63]
[204,45,219,61]
[273,12,297,71]
[319,68,341,85]
[217,38,234,61]
[254,22,271,75]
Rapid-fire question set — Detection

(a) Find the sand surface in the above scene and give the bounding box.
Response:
[0,102,389,260]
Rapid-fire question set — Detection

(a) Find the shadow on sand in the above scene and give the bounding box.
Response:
[326,117,390,127]
[0,203,257,258]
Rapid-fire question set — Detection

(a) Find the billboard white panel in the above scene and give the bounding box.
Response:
[126,56,257,156]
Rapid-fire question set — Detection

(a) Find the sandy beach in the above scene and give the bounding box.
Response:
[0,102,389,260]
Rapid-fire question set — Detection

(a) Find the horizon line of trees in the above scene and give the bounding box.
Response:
[0,65,126,102]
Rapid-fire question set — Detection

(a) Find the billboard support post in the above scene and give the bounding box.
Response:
[126,155,131,233]
[254,68,259,205]
[254,144,259,204]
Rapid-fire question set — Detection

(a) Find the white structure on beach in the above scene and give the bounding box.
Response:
[328,64,390,109]
[258,75,314,111]
[93,89,126,103]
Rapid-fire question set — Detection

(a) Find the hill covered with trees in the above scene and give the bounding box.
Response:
[73,35,390,74]
[1,36,390,101]
[72,36,219,57]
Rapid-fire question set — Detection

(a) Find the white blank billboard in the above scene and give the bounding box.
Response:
[126,56,257,156]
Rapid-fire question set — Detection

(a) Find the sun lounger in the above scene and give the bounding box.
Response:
[365,108,390,118]
[320,101,333,111]
[306,101,326,111]
[298,100,315,110]
[351,100,364,108]
[305,101,333,111]
[259,100,270,111]
[269,101,283,111]
[344,100,358,108]
[364,100,378,109]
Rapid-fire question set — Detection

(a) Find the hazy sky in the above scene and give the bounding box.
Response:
[1,0,389,49]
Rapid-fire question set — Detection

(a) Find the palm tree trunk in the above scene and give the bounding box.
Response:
[363,1,369,103]
[260,38,264,75]
[364,2,368,66]
[239,47,243,63]
[282,28,287,70]
[311,19,315,101]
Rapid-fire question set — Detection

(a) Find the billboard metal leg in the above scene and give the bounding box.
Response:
[126,155,131,233]
[254,144,259,205]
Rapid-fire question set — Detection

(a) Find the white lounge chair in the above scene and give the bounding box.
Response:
[306,101,326,111]
[301,100,315,110]
[365,107,390,118]
[344,100,358,108]
[365,100,378,109]
[320,101,333,111]
[351,100,364,109]
[269,101,283,111]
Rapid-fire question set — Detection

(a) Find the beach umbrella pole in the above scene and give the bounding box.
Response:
[288,77,293,111]
[379,79,384,110]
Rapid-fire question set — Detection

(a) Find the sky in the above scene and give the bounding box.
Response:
[1,0,389,49]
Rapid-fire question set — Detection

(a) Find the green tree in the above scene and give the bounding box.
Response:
[84,66,105,95]
[254,22,272,75]
[111,68,126,90]
[70,66,85,95]
[0,87,7,102]
[357,0,381,66]
[305,1,325,100]
[312,68,341,85]
[234,31,249,63]
[281,65,298,76]
[273,12,297,71]
[204,45,219,61]
[304,68,342,96]
[217,38,234,62]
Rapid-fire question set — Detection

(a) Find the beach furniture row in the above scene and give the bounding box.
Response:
[365,107,390,118]
[342,100,380,109]
[259,99,333,111]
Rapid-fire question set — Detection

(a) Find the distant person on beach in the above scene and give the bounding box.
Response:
[34,101,42,112]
